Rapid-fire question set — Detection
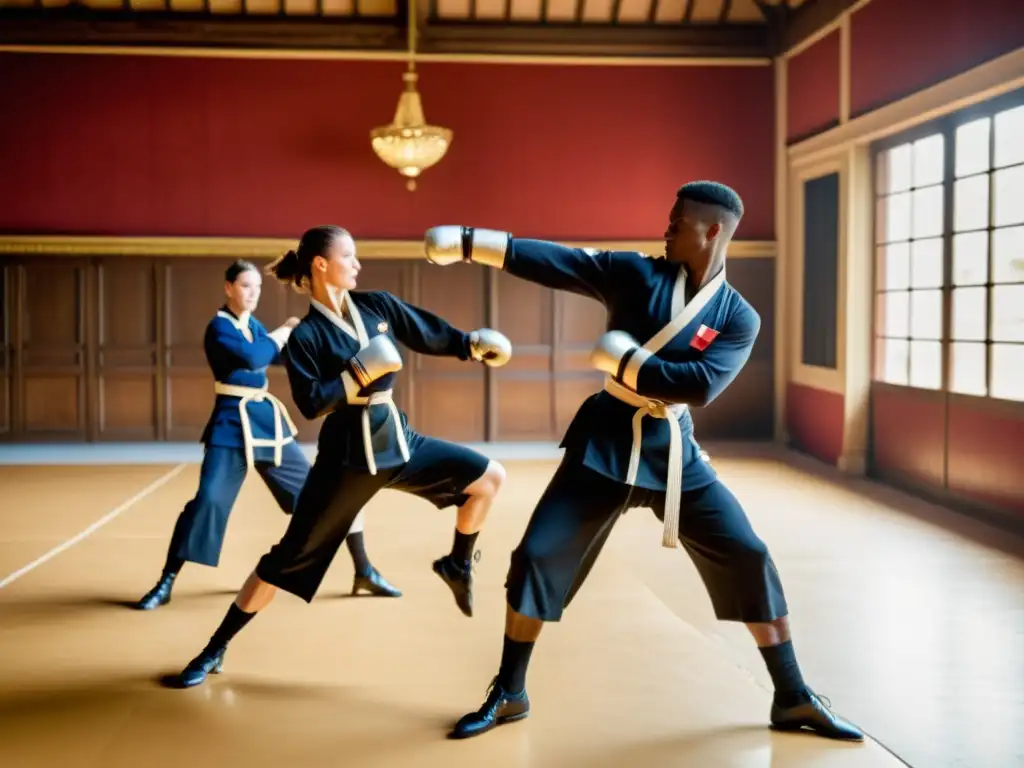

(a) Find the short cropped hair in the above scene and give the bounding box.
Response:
[677,181,744,220]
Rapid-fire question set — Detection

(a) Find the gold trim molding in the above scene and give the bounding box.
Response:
[0,44,771,68]
[0,235,776,260]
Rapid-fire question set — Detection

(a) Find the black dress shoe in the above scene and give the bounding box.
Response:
[449,678,530,739]
[432,551,479,617]
[136,572,176,611]
[166,646,226,688]
[770,690,864,741]
[352,566,402,597]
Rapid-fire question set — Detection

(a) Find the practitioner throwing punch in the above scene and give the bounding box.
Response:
[424,182,864,742]
[166,225,509,687]
[136,259,399,612]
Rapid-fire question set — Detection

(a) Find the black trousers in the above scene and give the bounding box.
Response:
[505,452,789,624]
[255,432,491,602]
[169,442,308,568]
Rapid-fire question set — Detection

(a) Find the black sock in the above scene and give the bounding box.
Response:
[450,530,479,565]
[207,603,257,652]
[162,554,184,577]
[345,531,372,577]
[496,635,535,694]
[759,640,809,704]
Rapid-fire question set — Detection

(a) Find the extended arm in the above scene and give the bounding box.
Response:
[366,291,512,367]
[424,226,630,307]
[365,291,472,358]
[253,317,299,367]
[592,310,759,407]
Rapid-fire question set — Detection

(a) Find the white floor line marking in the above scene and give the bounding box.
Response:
[0,463,188,590]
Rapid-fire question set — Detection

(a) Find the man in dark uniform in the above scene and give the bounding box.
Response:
[422,181,864,743]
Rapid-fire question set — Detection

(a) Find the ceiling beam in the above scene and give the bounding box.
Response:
[0,9,404,51]
[781,0,861,53]
[418,21,771,59]
[0,7,772,60]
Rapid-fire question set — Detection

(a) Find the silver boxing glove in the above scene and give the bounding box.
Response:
[348,334,403,389]
[469,328,512,367]
[424,226,511,269]
[590,331,649,387]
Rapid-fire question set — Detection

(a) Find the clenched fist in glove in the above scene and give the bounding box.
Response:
[348,334,403,389]
[424,226,511,269]
[590,330,649,387]
[469,328,512,367]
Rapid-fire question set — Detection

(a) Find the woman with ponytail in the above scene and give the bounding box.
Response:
[136,258,400,613]
[166,225,512,688]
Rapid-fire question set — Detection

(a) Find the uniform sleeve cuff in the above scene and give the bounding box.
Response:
[268,326,291,350]
[620,347,651,390]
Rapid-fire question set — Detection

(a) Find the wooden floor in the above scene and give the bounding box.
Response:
[1,447,1022,768]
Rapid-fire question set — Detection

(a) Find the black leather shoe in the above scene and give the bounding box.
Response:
[770,690,864,741]
[167,646,226,688]
[352,566,402,597]
[135,572,176,611]
[449,678,530,739]
[432,551,479,617]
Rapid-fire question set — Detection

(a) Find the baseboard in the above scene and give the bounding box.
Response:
[0,441,567,465]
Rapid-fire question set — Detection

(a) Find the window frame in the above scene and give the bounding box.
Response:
[870,86,1024,405]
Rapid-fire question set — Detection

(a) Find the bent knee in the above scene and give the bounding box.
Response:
[468,460,506,499]
[728,538,771,571]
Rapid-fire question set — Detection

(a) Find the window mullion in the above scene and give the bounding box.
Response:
[941,122,955,393]
[985,113,996,396]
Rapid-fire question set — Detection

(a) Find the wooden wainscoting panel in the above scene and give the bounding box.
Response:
[17,258,88,439]
[553,291,606,436]
[408,262,485,442]
[0,250,779,445]
[163,258,225,441]
[0,263,10,438]
[95,258,158,440]
[492,270,555,441]
[166,372,214,440]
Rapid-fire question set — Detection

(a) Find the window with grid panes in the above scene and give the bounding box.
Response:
[950,104,1024,402]
[873,96,1024,402]
[874,134,945,390]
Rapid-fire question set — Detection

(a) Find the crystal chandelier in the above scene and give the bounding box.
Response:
[370,2,452,191]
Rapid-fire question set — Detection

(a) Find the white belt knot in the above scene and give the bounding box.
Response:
[603,377,687,549]
[214,382,297,468]
[349,388,409,475]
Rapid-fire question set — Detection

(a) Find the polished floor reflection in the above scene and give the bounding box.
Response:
[0,449,1021,767]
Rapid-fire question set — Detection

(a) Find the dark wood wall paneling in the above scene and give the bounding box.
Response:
[0,254,776,445]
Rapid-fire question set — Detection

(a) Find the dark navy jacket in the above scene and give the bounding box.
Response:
[281,291,472,470]
[504,239,760,492]
[200,307,295,460]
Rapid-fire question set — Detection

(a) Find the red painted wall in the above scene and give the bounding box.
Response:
[786,383,844,466]
[850,0,1023,117]
[947,401,1024,517]
[870,387,946,488]
[0,53,775,241]
[786,29,841,142]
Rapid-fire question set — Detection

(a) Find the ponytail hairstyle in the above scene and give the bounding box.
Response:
[224,259,259,284]
[267,225,350,294]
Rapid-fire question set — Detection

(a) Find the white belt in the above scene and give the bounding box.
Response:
[214,382,297,468]
[348,388,409,475]
[603,377,687,549]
